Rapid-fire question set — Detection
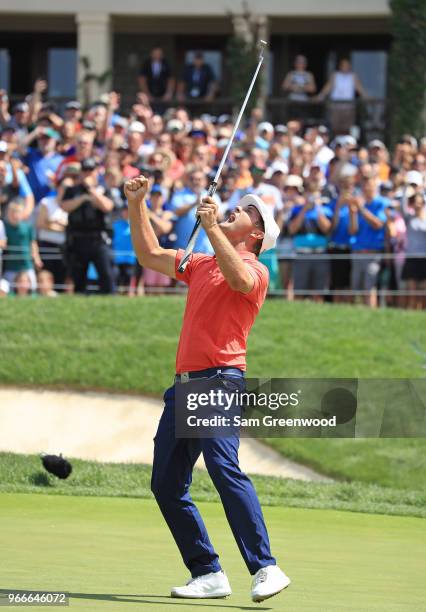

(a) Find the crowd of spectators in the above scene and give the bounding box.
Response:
[0,51,425,308]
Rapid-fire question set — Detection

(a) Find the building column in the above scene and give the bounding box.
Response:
[76,12,112,104]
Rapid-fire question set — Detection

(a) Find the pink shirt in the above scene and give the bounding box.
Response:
[175,249,269,373]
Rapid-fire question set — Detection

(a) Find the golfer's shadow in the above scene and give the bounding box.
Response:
[0,589,272,610]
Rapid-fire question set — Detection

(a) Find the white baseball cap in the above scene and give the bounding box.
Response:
[406,170,423,186]
[258,121,274,134]
[128,121,146,134]
[239,194,280,253]
[264,160,289,179]
[167,119,184,133]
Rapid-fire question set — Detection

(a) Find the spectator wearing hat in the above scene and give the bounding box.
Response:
[139,47,175,109]
[23,126,64,204]
[256,122,274,151]
[177,52,217,103]
[349,176,388,307]
[61,157,114,294]
[405,170,424,193]
[288,178,332,301]
[166,118,185,139]
[111,115,129,137]
[316,58,368,135]
[64,101,82,125]
[8,101,30,140]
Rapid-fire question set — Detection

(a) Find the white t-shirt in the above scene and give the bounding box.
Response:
[331,72,356,101]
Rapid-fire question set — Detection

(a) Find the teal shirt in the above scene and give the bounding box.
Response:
[4,221,35,272]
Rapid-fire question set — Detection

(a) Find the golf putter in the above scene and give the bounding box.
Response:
[177,40,267,273]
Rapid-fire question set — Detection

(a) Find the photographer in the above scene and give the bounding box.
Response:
[60,157,114,294]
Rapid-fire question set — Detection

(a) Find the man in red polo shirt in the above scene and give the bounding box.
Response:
[125,175,290,603]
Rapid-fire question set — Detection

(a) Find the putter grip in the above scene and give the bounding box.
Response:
[177,181,217,273]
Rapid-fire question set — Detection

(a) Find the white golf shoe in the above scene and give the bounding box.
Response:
[171,570,232,599]
[251,565,291,602]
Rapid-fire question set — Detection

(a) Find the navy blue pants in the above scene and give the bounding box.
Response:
[151,377,276,578]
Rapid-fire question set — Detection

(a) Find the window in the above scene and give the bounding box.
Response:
[48,48,77,98]
[351,51,387,98]
[185,50,222,81]
[0,49,10,91]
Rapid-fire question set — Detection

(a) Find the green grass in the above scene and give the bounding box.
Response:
[0,493,425,611]
[1,296,425,394]
[263,439,426,491]
[0,453,424,519]
[1,297,425,499]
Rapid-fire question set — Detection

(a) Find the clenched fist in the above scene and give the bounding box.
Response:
[197,196,219,230]
[124,175,149,203]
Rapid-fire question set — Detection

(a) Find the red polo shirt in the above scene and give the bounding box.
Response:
[175,248,269,373]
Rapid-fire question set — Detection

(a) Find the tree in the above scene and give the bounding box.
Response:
[389,0,426,143]
[78,56,112,107]
[226,3,264,114]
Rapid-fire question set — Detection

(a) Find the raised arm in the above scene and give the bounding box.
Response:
[125,176,176,278]
[197,197,255,294]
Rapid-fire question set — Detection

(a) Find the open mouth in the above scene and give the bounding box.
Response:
[227,211,237,223]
